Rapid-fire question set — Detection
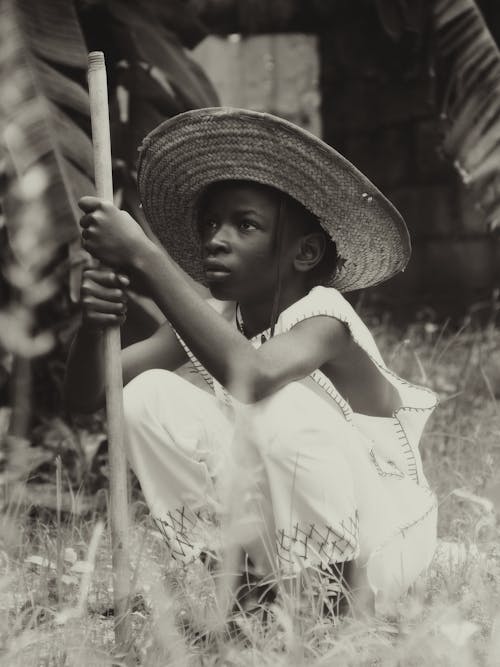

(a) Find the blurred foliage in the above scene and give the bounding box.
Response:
[0,0,219,504]
[0,0,218,426]
[370,0,500,232]
[433,0,500,232]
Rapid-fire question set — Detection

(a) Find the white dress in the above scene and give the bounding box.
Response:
[123,285,438,600]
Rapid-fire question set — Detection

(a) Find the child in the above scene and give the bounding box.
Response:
[65,107,438,610]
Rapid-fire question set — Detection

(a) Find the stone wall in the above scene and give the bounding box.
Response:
[319,3,500,314]
[193,34,321,134]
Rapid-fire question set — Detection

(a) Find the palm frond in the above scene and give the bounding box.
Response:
[0,0,94,300]
[105,0,219,170]
[0,0,221,305]
[434,0,500,230]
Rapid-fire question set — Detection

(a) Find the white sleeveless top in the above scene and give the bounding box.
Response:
[175,286,438,489]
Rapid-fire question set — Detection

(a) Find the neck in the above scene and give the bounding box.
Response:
[239,281,309,338]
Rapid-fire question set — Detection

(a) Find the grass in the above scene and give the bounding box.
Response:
[1,317,500,666]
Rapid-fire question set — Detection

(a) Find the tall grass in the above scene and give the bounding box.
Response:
[1,317,500,666]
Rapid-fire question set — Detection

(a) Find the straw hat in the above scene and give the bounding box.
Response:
[137,107,410,292]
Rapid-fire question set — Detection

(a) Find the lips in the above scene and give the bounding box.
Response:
[203,259,231,276]
[203,259,231,273]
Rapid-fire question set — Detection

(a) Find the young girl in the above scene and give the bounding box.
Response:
[65,107,438,610]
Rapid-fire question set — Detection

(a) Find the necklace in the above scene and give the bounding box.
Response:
[235,303,247,336]
[235,303,268,344]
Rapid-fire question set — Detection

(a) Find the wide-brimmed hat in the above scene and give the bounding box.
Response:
[137,107,410,292]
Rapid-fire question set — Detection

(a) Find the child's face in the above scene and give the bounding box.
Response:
[197,181,292,302]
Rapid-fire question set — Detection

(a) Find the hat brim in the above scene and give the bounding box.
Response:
[137,107,410,292]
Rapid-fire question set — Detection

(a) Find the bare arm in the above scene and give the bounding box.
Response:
[122,320,187,386]
[134,243,349,401]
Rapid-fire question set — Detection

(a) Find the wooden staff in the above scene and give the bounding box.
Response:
[87,51,131,656]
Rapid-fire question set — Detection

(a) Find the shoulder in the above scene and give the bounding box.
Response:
[280,286,353,331]
[279,290,351,362]
[288,310,350,346]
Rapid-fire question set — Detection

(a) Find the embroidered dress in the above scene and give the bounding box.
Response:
[123,286,438,600]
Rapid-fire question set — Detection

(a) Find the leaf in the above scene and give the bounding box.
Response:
[434,0,500,233]
[442,85,500,157]
[114,63,185,166]
[107,0,218,109]
[0,0,94,304]
[141,0,208,49]
[17,0,87,68]
[463,142,500,185]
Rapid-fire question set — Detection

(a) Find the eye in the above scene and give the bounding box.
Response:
[199,217,218,234]
[238,219,258,231]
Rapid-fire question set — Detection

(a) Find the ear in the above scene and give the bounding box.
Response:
[293,233,326,273]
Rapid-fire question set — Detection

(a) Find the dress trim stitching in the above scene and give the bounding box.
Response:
[175,332,214,391]
[369,449,405,479]
[276,512,360,566]
[310,369,353,421]
[371,491,438,559]
[284,304,438,484]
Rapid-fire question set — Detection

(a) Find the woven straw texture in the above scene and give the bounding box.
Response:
[137,107,410,292]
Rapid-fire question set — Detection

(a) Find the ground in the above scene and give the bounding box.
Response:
[1,316,500,666]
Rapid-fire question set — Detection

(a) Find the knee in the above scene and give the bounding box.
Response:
[250,383,325,458]
[123,369,179,426]
[248,382,351,462]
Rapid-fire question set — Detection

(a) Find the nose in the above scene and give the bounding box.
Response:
[204,223,231,254]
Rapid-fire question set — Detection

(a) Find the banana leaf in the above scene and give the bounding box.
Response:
[0,0,94,302]
[1,0,220,309]
[434,0,500,231]
[107,0,219,169]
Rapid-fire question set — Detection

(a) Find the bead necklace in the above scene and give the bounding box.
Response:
[235,303,268,345]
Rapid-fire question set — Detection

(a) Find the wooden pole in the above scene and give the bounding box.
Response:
[87,51,131,658]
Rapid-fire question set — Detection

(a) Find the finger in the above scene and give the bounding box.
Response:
[79,213,96,230]
[81,281,127,303]
[83,312,126,329]
[117,273,130,287]
[78,195,107,213]
[82,296,127,315]
[81,238,98,256]
[83,268,127,288]
[81,283,126,304]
